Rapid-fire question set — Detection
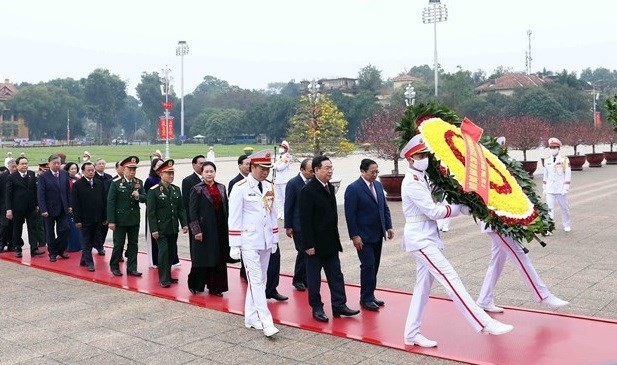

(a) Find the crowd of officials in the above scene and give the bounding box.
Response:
[1,136,570,345]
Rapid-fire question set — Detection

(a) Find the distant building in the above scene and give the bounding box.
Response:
[474,72,548,96]
[301,78,358,96]
[392,74,422,90]
[0,79,30,140]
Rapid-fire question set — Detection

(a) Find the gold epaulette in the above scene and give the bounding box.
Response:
[236,179,247,186]
[150,184,159,190]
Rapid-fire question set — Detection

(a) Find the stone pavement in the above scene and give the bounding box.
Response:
[1,152,616,364]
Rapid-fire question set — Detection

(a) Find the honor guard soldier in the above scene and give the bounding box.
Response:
[228,150,280,337]
[543,137,572,232]
[147,160,188,287]
[400,135,513,348]
[107,156,146,277]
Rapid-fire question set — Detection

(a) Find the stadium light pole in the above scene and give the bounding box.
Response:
[422,0,448,97]
[175,41,189,141]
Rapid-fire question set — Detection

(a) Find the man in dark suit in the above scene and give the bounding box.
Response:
[299,155,359,322]
[72,162,106,271]
[181,155,205,267]
[228,154,251,279]
[38,154,71,262]
[93,158,113,255]
[284,158,313,291]
[6,157,44,258]
[344,158,394,312]
[0,159,17,252]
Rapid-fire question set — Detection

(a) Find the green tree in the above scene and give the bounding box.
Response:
[83,69,127,144]
[357,64,383,94]
[118,96,148,140]
[203,108,246,142]
[287,94,354,156]
[136,71,164,140]
[329,90,380,140]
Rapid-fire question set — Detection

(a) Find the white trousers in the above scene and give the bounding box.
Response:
[404,245,492,340]
[477,232,550,307]
[546,193,571,228]
[242,249,274,328]
[275,183,286,218]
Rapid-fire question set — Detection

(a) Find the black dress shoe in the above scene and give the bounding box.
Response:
[160,282,171,288]
[119,257,125,262]
[360,301,380,311]
[188,288,197,294]
[312,310,329,322]
[49,257,57,262]
[111,269,123,276]
[87,266,95,272]
[58,253,70,259]
[127,271,142,277]
[209,291,223,297]
[267,292,288,301]
[97,250,106,256]
[333,306,360,317]
[170,278,179,283]
[293,282,307,291]
[15,251,23,258]
[31,249,44,256]
[374,299,385,307]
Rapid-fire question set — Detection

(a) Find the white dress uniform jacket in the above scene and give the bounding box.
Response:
[542,155,571,194]
[274,152,292,185]
[228,174,279,249]
[401,168,461,251]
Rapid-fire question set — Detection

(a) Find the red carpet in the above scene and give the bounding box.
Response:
[2,250,617,365]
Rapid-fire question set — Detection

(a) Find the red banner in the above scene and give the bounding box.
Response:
[159,116,175,139]
[594,112,602,128]
[161,101,174,110]
[460,118,490,204]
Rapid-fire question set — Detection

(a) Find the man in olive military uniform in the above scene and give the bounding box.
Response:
[107,156,146,277]
[147,160,188,287]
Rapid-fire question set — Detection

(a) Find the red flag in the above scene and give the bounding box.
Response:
[461,117,484,143]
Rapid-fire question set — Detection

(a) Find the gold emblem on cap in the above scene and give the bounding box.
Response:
[131,157,136,163]
[265,153,271,158]
[168,161,172,166]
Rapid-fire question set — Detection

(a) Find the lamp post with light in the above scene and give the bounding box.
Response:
[175,41,189,141]
[422,0,448,97]
[161,66,173,159]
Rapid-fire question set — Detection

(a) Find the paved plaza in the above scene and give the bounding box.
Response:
[1,150,616,364]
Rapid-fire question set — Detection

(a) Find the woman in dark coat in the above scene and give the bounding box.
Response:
[145,158,163,267]
[188,161,229,295]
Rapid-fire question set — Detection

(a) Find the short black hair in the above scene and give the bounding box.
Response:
[48,154,61,163]
[312,155,330,172]
[360,158,377,172]
[192,155,205,165]
[203,161,217,171]
[81,161,94,171]
[16,156,28,165]
[115,161,121,168]
[237,155,249,165]
[64,162,78,172]
[300,158,311,171]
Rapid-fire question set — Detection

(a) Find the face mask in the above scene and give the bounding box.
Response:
[413,157,429,171]
[550,148,559,156]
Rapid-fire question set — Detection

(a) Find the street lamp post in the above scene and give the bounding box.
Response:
[587,81,601,128]
[161,66,172,159]
[422,0,448,97]
[404,84,416,107]
[175,41,189,141]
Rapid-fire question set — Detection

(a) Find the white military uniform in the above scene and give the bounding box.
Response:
[228,173,279,331]
[273,150,292,219]
[542,153,571,230]
[402,167,495,341]
[476,222,550,308]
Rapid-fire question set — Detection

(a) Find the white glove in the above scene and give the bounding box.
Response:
[460,205,471,215]
[271,243,278,254]
[561,188,569,195]
[229,247,241,260]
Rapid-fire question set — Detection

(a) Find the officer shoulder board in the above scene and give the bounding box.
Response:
[112,176,121,182]
[236,179,247,186]
[150,184,159,190]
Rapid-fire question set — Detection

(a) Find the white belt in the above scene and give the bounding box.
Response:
[406,215,429,223]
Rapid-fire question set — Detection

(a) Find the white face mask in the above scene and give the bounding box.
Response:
[550,148,559,156]
[412,157,429,171]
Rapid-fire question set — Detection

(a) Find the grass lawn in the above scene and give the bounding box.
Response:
[3,144,259,164]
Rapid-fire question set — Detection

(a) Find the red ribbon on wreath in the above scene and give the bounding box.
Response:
[460,118,489,204]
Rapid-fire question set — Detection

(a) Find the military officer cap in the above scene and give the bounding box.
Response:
[156,159,175,174]
[400,134,429,159]
[121,156,140,168]
[280,140,290,151]
[249,150,274,168]
[548,137,562,148]
[496,136,506,146]
[38,159,49,171]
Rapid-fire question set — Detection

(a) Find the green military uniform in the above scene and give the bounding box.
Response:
[147,159,188,287]
[107,156,146,275]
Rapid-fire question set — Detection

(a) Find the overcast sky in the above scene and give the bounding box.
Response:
[3,0,616,96]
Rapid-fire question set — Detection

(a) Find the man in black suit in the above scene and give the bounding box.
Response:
[299,155,359,322]
[228,154,251,279]
[284,158,313,291]
[181,154,205,266]
[6,157,44,258]
[0,159,16,252]
[37,154,71,262]
[93,158,113,255]
[344,159,394,312]
[72,162,106,271]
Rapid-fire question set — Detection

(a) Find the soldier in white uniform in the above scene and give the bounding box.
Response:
[228,150,280,337]
[543,137,572,231]
[273,140,292,220]
[477,223,569,312]
[400,135,513,348]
